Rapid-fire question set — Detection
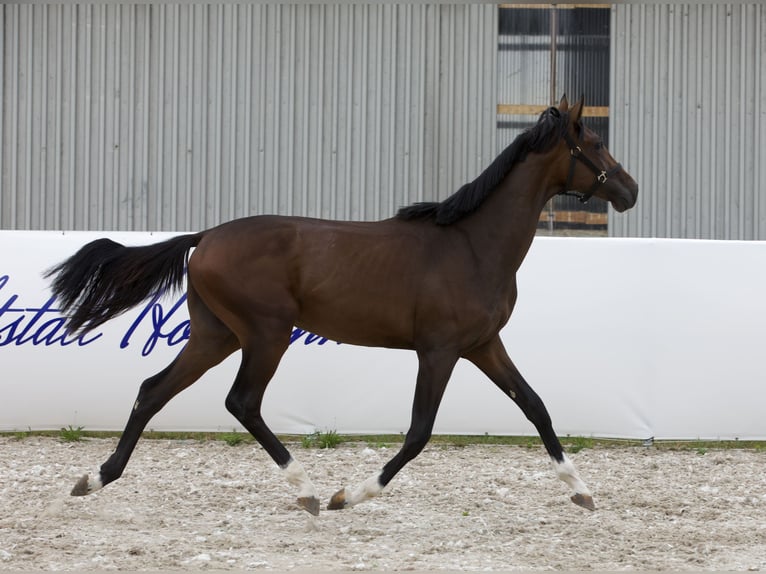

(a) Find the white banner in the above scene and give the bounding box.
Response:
[1,231,765,440]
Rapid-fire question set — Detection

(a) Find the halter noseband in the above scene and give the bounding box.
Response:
[559,128,622,203]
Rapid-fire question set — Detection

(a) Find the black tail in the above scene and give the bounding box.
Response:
[45,233,203,334]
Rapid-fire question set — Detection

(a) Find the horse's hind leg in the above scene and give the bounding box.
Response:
[465,336,594,510]
[328,350,458,510]
[223,322,320,516]
[71,287,239,496]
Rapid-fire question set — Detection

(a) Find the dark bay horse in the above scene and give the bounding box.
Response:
[47,95,637,516]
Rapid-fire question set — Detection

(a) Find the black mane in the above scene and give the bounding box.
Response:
[396,108,569,225]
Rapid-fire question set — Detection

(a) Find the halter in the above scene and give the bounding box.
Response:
[559,128,622,203]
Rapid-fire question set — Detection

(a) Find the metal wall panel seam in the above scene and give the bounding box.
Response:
[359,7,368,220]
[286,5,295,218]
[315,6,325,219]
[489,8,498,172]
[484,7,495,175]
[35,5,46,229]
[81,6,90,229]
[154,5,165,230]
[693,5,702,239]
[212,6,222,225]
[171,4,182,230]
[66,6,76,229]
[375,6,384,220]
[460,8,469,192]
[402,6,411,208]
[445,6,454,201]
[464,6,471,193]
[93,5,103,229]
[298,7,309,218]
[649,6,659,238]
[230,5,239,222]
[24,5,33,228]
[342,5,351,219]
[186,5,194,227]
[255,6,266,217]
[200,6,210,228]
[109,6,117,229]
[666,5,676,237]
[243,4,252,223]
[113,6,122,229]
[704,6,714,238]
[416,7,426,206]
[270,7,281,216]
[678,5,689,238]
[184,6,195,228]
[738,5,747,238]
[621,4,632,236]
[53,8,62,227]
[755,4,762,239]
[112,7,122,230]
[329,5,338,219]
[342,7,352,220]
[176,5,184,227]
[124,5,134,229]
[373,8,383,221]
[615,4,629,236]
[696,4,706,237]
[658,6,671,237]
[127,6,136,230]
[636,4,646,237]
[12,4,21,227]
[386,6,396,220]
[636,4,645,237]
[724,5,732,239]
[8,5,18,228]
[0,5,4,224]
[188,6,198,227]
[218,3,226,222]
[607,5,618,235]
[140,6,150,231]
[431,5,442,202]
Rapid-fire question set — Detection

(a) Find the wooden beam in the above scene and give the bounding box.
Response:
[497,104,610,118]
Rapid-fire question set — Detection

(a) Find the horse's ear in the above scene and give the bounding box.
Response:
[569,95,585,125]
[558,94,569,113]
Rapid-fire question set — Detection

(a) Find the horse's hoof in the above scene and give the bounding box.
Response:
[71,474,92,496]
[297,496,320,516]
[571,493,595,511]
[327,488,348,510]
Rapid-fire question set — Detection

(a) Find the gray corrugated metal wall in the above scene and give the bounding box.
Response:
[0,4,497,231]
[609,3,766,239]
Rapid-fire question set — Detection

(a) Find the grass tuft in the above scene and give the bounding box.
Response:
[59,425,85,442]
[302,429,343,449]
[220,431,246,447]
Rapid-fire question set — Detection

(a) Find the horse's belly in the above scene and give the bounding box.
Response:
[295,304,414,350]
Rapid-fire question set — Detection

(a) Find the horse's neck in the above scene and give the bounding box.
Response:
[460,160,557,275]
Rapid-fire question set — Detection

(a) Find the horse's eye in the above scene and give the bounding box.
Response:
[594,141,604,150]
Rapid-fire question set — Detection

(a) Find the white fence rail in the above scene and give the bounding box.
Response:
[2,232,765,440]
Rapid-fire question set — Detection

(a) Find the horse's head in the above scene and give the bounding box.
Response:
[547,95,638,213]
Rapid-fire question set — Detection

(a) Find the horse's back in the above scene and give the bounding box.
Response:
[186,215,426,346]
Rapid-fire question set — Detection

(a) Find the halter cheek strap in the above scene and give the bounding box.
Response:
[560,129,622,203]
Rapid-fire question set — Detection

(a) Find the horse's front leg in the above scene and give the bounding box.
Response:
[327,350,458,510]
[465,336,595,510]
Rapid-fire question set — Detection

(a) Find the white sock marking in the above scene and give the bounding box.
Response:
[345,474,384,507]
[282,459,317,499]
[551,453,591,496]
[87,473,104,494]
